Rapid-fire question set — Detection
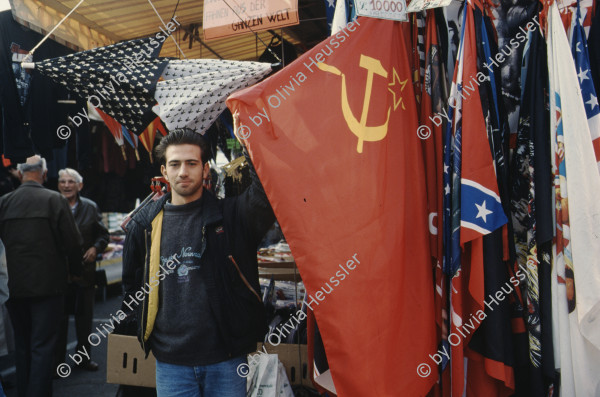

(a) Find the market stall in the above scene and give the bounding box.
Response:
[1,0,600,395]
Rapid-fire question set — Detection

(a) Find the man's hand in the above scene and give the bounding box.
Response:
[83,246,98,263]
[233,110,240,134]
[232,110,248,149]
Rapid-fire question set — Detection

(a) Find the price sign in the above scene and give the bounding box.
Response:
[355,0,408,21]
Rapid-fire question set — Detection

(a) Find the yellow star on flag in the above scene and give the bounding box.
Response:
[387,67,408,111]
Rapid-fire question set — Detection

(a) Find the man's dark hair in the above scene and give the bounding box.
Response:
[155,128,212,165]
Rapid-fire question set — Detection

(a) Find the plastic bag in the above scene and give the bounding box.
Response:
[246,353,293,397]
[276,361,294,397]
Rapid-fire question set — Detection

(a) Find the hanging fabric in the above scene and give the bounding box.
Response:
[547,2,600,395]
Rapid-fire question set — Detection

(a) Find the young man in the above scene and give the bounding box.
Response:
[56,168,109,371]
[122,128,274,396]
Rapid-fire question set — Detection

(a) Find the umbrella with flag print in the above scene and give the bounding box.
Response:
[36,37,168,135]
[152,59,271,134]
[32,37,271,137]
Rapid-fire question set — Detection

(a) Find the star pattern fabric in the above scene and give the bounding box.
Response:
[152,59,271,135]
[36,37,168,135]
[324,0,336,30]
[586,94,599,110]
[571,0,600,172]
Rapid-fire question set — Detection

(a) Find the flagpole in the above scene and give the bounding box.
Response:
[21,0,86,65]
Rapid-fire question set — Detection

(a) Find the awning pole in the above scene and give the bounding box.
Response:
[147,0,188,59]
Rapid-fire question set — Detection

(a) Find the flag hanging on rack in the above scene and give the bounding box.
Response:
[547,3,600,396]
[323,0,337,32]
[509,19,556,396]
[444,3,509,396]
[571,0,600,173]
[36,37,168,135]
[331,0,348,34]
[420,9,451,396]
[463,8,519,396]
[421,8,446,283]
[228,17,437,397]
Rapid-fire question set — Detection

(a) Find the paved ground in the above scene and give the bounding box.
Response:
[1,285,126,397]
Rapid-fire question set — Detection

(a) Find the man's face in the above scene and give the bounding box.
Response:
[58,174,82,201]
[161,144,209,204]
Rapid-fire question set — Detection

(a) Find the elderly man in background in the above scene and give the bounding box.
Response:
[55,168,108,371]
[0,155,82,397]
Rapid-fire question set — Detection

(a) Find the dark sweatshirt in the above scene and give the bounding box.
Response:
[149,196,229,366]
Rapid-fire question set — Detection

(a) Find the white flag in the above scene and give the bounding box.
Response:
[548,3,600,396]
[330,0,347,35]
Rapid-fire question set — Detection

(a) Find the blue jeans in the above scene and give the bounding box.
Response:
[155,356,247,397]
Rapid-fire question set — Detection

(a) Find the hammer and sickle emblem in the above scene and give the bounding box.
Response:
[318,55,391,153]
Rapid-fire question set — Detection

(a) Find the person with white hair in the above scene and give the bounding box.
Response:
[0,155,82,397]
[55,168,108,372]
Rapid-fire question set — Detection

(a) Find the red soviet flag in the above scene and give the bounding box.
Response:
[227,17,436,396]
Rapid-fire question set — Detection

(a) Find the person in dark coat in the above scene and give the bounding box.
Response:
[55,168,109,371]
[0,155,82,397]
[121,128,274,397]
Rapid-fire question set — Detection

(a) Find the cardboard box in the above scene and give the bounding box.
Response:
[256,343,309,386]
[106,334,156,388]
[106,334,308,388]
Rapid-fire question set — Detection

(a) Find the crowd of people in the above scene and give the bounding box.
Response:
[0,121,276,397]
[0,130,279,397]
[0,156,109,397]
